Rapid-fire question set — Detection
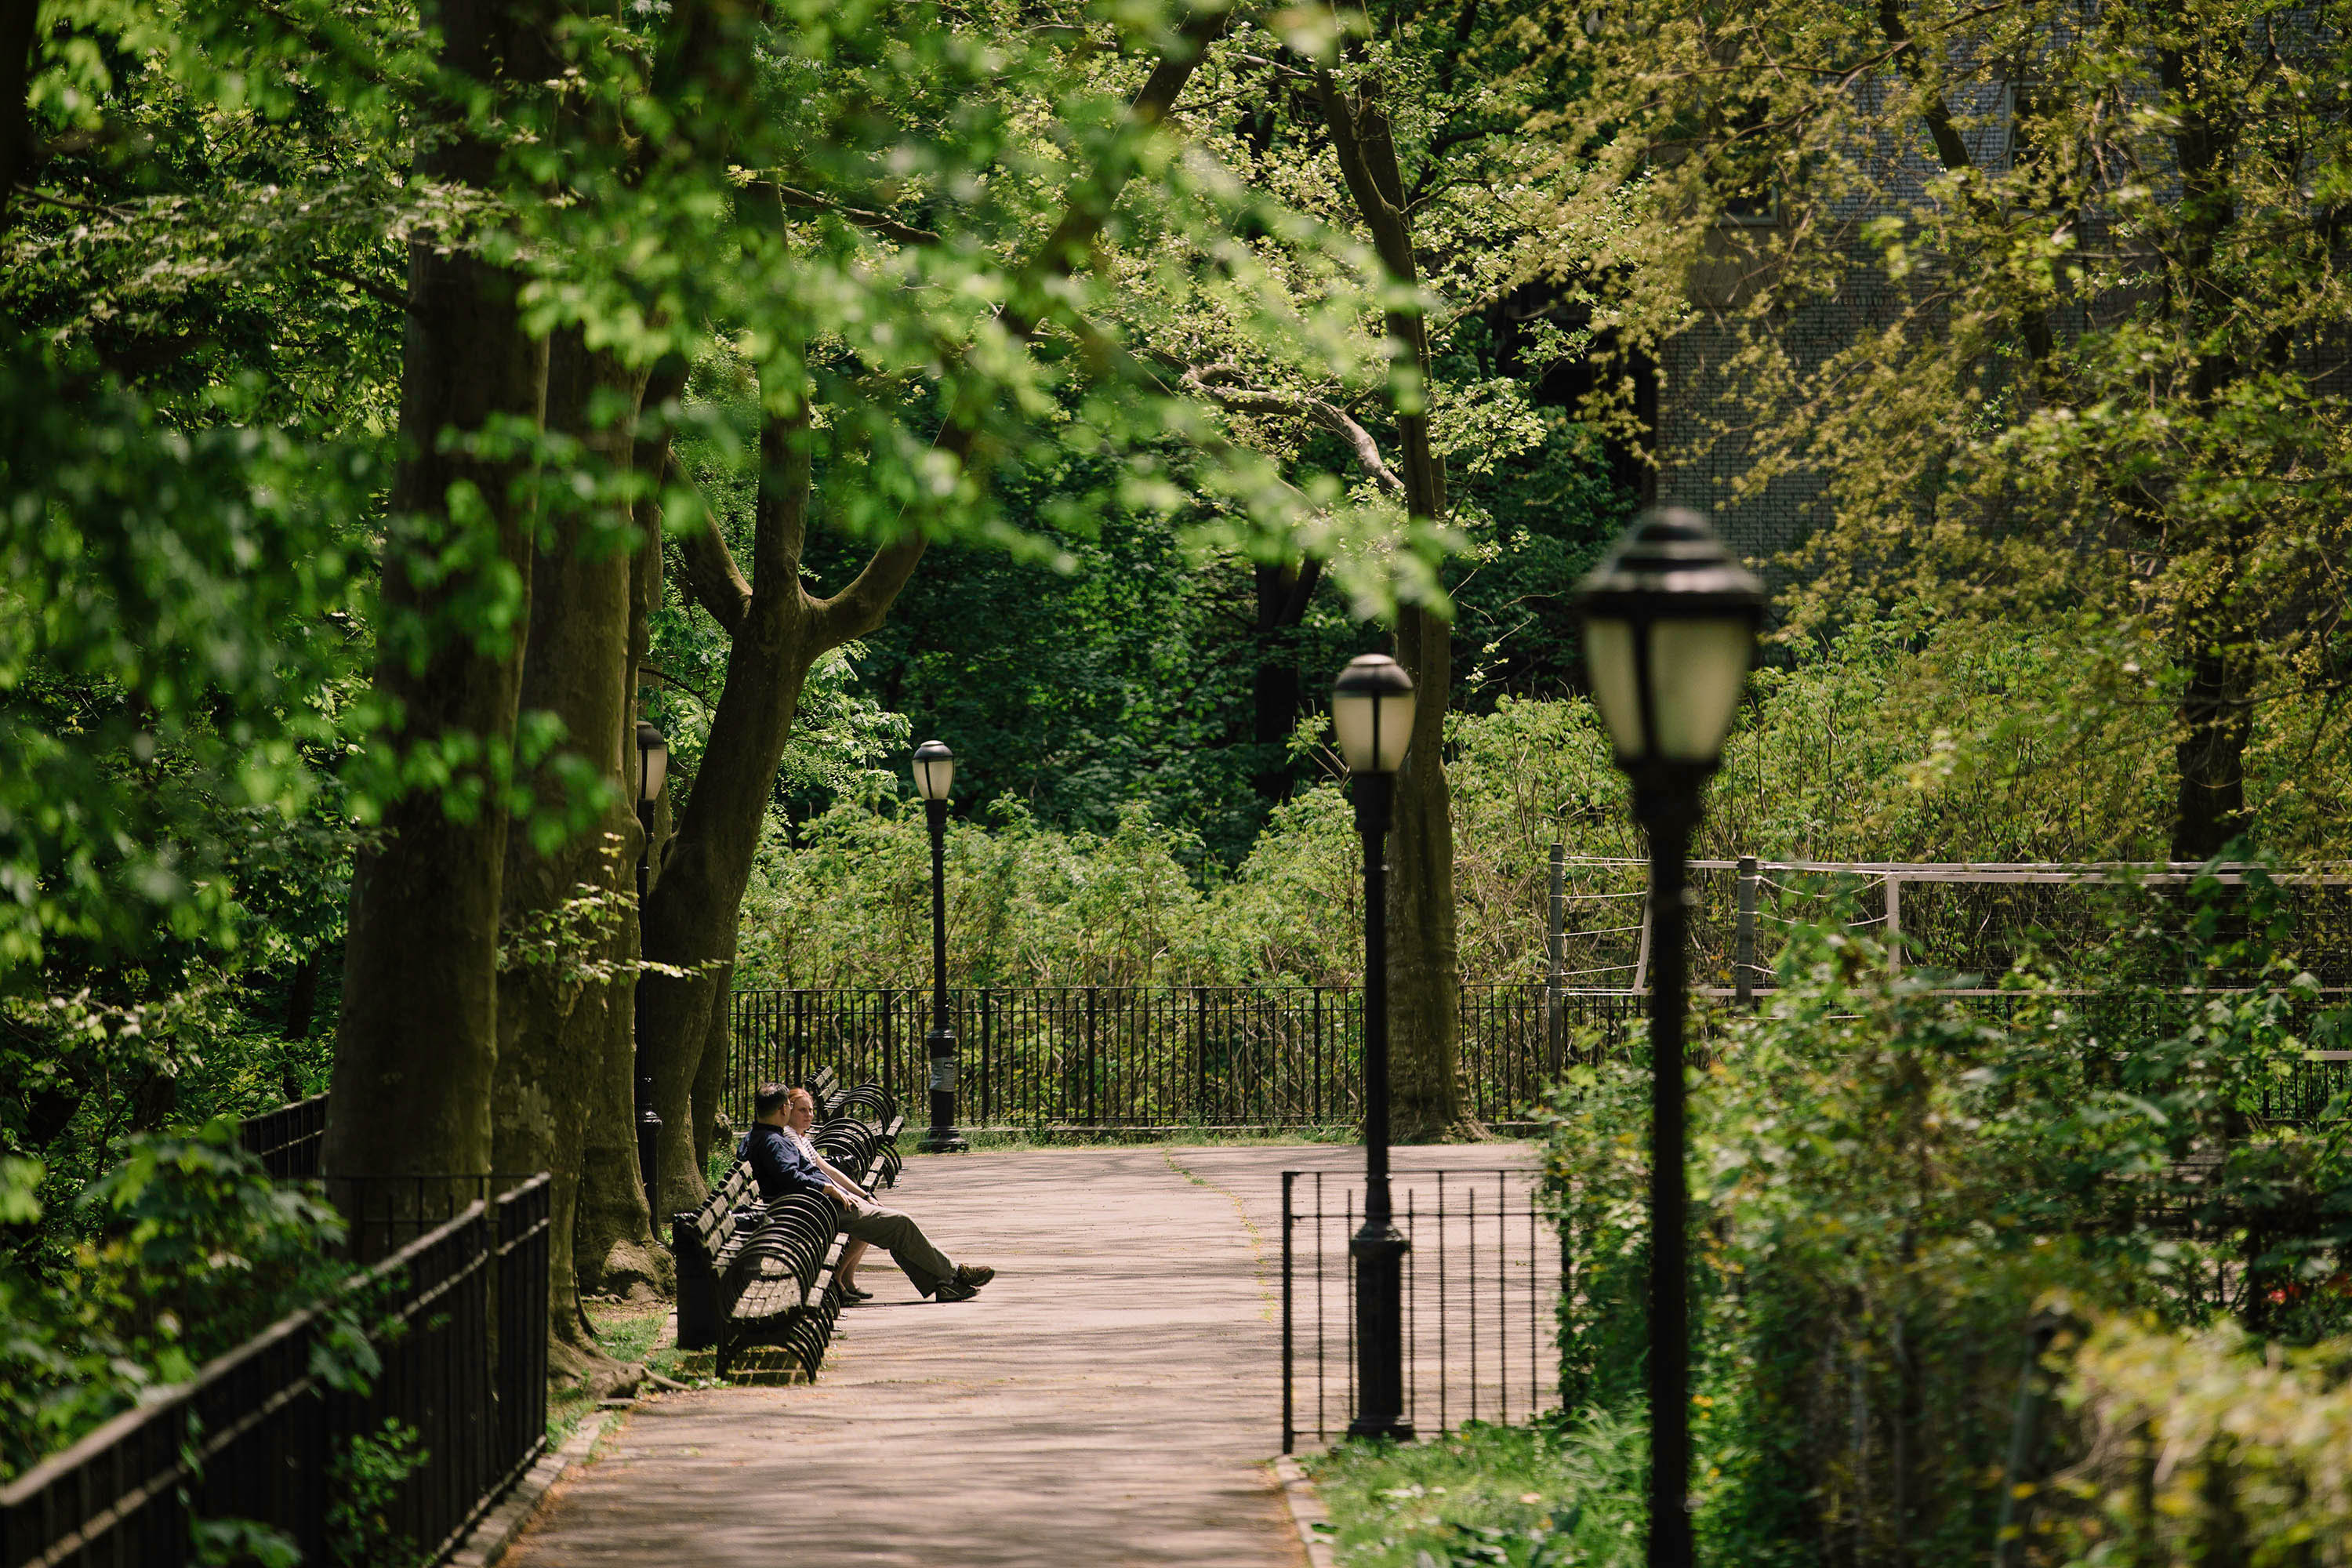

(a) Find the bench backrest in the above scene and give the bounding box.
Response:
[681,1160,760,1262]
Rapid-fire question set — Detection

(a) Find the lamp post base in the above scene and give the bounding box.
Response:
[1348,1219,1414,1443]
[921,1026,966,1154]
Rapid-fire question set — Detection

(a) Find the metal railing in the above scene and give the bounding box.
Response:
[728,984,1635,1134]
[237,1091,327,1178]
[1549,855,2352,998]
[0,1174,552,1568]
[1281,1167,1561,1452]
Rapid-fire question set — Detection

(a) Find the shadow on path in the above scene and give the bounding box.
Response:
[506,1143,1534,1567]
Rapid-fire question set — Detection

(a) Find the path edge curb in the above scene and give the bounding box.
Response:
[448,1405,622,1568]
[1273,1454,1338,1568]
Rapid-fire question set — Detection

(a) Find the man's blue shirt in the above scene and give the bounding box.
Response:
[744,1122,827,1201]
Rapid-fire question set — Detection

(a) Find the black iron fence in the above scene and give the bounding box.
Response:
[237,1091,327,1178]
[728,984,1635,1134]
[1281,1167,1561,1452]
[0,1174,551,1568]
[728,979,2349,1135]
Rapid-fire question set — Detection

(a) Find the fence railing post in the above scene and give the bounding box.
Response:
[1282,1169,1297,1454]
[1194,985,1207,1126]
[1547,841,1566,1073]
[1735,855,1759,1009]
[1885,873,1904,972]
[1086,984,1099,1128]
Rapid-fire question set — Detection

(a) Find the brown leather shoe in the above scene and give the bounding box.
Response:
[955,1264,995,1289]
[932,1279,978,1302]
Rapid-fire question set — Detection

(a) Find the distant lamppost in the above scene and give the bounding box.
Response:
[633,720,670,1225]
[1332,652,1417,1443]
[912,740,967,1153]
[1570,509,1762,1568]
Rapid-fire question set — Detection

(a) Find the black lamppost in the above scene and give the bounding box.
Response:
[633,720,669,1225]
[1570,509,1762,1568]
[1332,652,1417,1443]
[912,740,967,1153]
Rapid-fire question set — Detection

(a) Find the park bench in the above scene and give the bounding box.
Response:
[673,1153,880,1378]
[675,1073,904,1379]
[806,1066,906,1188]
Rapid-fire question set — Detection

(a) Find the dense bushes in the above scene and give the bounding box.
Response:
[0,1121,358,1479]
[1540,887,2352,1566]
[738,615,2352,989]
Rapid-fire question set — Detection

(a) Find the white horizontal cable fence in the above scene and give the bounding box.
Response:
[1542,855,2352,1002]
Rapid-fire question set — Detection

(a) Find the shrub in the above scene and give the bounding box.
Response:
[1541,881,2352,1566]
[0,1120,350,1479]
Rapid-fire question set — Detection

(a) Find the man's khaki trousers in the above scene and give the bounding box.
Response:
[843,1203,956,1295]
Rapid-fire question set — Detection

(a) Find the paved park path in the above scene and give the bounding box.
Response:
[506,1142,1534,1567]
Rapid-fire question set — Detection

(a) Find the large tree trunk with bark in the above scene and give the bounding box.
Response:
[630,24,1228,1216]
[324,0,554,1203]
[491,331,648,1378]
[575,366,685,1299]
[691,955,736,1172]
[1314,63,1467,1139]
[1389,604,1463,1137]
[638,406,826,1219]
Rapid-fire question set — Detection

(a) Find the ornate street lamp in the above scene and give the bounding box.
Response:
[1570,509,1763,1568]
[1332,652,1417,1442]
[633,720,670,1226]
[912,740,967,1153]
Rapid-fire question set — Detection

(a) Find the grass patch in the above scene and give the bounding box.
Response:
[1302,1410,1645,1567]
[546,1301,718,1443]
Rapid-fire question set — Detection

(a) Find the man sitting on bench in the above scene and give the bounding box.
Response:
[743,1083,995,1303]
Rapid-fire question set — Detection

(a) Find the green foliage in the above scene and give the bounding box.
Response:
[324,1418,426,1568]
[189,1519,301,1568]
[0,342,370,971]
[1548,0,2352,850]
[1539,883,2352,1564]
[0,1120,356,1480]
[742,616,2352,989]
[1301,1412,1647,1568]
[2048,1314,2352,1566]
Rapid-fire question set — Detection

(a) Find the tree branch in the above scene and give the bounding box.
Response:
[1181,365,1407,495]
[806,8,1231,652]
[313,258,408,310]
[1875,0,2053,365]
[749,179,942,245]
[641,662,717,706]
[669,453,754,636]
[810,535,930,653]
[751,401,812,604]
[1006,2,1233,336]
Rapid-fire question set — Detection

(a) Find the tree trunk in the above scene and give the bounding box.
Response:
[1390,604,1464,1137]
[281,951,323,1041]
[324,0,554,1200]
[639,408,822,1220]
[0,0,39,236]
[1314,64,1466,1138]
[573,877,670,1298]
[1250,559,1322,800]
[629,20,1227,1217]
[491,330,648,1377]
[574,362,685,1300]
[691,955,736,1174]
[2170,641,2252,862]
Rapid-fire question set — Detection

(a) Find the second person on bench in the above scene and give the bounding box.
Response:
[743,1083,995,1303]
